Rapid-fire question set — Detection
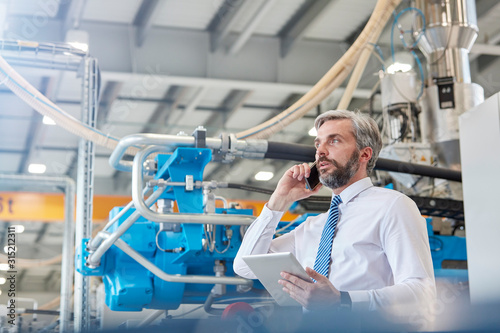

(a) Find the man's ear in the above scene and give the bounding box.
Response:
[359,147,372,163]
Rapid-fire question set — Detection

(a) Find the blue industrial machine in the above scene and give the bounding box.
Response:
[76,146,260,311]
[426,218,468,283]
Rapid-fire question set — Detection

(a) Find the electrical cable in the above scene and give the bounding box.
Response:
[390,7,426,63]
[389,7,426,100]
[369,42,386,71]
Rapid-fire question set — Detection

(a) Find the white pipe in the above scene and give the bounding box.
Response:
[113,237,252,286]
[337,30,384,109]
[0,55,119,152]
[137,310,165,327]
[87,186,165,267]
[131,146,255,225]
[87,187,150,251]
[109,133,217,172]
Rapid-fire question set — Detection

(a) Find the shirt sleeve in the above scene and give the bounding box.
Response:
[233,204,295,279]
[348,195,436,326]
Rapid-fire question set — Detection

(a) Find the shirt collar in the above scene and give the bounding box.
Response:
[334,177,373,205]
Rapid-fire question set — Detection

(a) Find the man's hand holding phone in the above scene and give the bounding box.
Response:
[305,161,321,191]
[268,162,322,212]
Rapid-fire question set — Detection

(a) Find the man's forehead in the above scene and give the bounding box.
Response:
[317,119,354,136]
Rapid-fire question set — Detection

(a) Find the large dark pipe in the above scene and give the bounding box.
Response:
[265,142,462,182]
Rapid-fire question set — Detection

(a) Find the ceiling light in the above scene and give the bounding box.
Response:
[65,29,89,53]
[386,52,414,74]
[67,42,89,52]
[10,225,25,233]
[308,127,317,137]
[3,246,16,254]
[28,163,47,174]
[387,62,412,74]
[0,264,10,271]
[255,171,274,181]
[0,277,5,285]
[43,115,56,125]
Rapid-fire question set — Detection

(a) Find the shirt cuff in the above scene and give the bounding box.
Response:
[261,203,285,227]
[348,290,370,312]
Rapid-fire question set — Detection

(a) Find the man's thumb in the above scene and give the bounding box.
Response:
[306,267,325,281]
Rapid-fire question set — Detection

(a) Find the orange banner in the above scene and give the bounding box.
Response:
[0,192,300,222]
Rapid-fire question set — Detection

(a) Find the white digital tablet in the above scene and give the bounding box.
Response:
[242,252,312,307]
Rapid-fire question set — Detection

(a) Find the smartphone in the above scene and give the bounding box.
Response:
[305,162,321,190]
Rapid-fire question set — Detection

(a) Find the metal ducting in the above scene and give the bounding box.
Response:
[414,0,484,169]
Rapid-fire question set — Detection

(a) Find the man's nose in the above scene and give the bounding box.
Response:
[316,145,327,157]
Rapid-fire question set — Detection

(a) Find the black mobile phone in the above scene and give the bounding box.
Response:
[305,162,321,190]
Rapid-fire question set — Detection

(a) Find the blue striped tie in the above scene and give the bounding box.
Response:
[313,195,342,279]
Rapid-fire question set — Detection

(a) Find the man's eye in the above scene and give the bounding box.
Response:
[328,139,338,145]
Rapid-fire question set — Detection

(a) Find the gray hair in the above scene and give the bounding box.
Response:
[314,110,382,175]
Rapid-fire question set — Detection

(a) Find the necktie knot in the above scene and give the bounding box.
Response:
[330,195,342,210]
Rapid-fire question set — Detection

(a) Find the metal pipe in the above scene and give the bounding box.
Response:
[137,310,165,327]
[87,186,165,267]
[87,187,150,252]
[0,174,75,332]
[113,237,252,286]
[131,146,255,225]
[109,133,218,172]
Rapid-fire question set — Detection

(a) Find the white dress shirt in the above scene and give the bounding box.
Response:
[234,177,436,322]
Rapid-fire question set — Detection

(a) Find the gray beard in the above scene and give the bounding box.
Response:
[319,150,360,190]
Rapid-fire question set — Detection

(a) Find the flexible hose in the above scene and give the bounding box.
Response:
[337,10,389,110]
[0,55,139,157]
[235,0,401,140]
[0,55,115,149]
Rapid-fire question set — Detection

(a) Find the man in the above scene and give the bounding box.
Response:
[234,110,435,322]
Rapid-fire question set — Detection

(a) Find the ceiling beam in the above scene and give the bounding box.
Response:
[204,89,253,135]
[471,43,500,57]
[96,81,124,128]
[168,86,209,127]
[279,0,332,58]
[133,0,162,48]
[34,223,49,243]
[228,0,277,55]
[208,0,251,53]
[101,72,372,99]
[142,86,186,133]
[18,77,54,174]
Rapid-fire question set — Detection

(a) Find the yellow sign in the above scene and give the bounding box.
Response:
[0,192,132,222]
[0,192,300,222]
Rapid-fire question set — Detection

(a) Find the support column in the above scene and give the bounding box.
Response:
[74,57,99,332]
